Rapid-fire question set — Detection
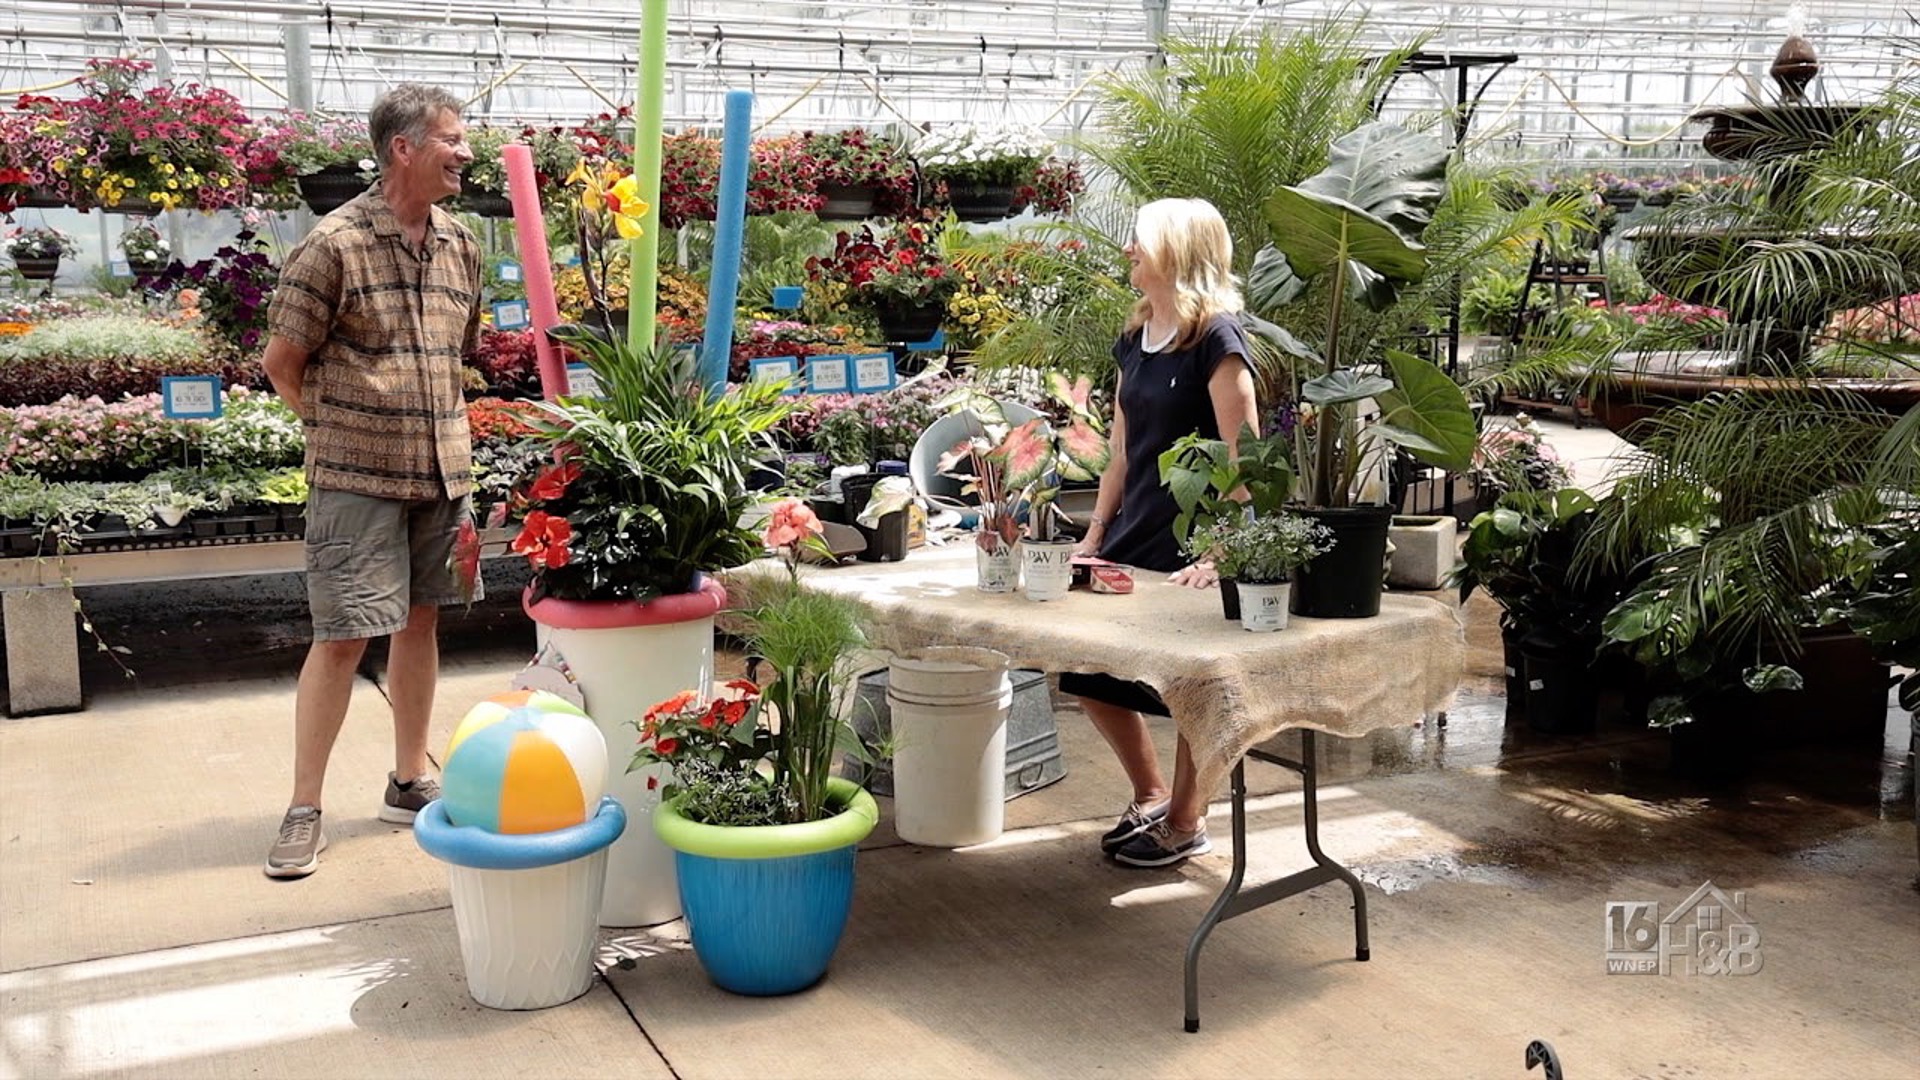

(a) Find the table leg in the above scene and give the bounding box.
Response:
[1182,730,1371,1033]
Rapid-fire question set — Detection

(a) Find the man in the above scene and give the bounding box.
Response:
[260,84,484,878]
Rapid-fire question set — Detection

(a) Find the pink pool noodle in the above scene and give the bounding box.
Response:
[502,143,568,399]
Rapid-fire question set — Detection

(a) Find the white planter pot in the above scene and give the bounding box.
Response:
[526,583,725,927]
[414,797,627,1010]
[1019,538,1074,602]
[888,648,1013,847]
[1238,581,1291,632]
[975,536,1019,593]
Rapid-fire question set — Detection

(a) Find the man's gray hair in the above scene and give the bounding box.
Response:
[369,85,464,169]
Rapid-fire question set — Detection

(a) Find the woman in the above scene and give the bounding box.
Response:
[1066,197,1258,869]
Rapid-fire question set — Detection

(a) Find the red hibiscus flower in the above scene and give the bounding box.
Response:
[528,461,582,502]
[510,510,573,570]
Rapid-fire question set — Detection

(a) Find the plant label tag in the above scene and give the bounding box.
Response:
[808,354,851,394]
[491,300,530,330]
[161,375,223,419]
[750,355,801,394]
[849,352,896,394]
[565,362,604,399]
[108,259,133,279]
[496,259,522,283]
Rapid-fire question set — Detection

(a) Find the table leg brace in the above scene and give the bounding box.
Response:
[1183,730,1370,1032]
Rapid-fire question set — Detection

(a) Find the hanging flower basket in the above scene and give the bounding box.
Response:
[459,186,514,218]
[816,183,878,221]
[12,257,58,281]
[875,299,944,343]
[16,188,66,209]
[297,162,373,214]
[944,180,1016,223]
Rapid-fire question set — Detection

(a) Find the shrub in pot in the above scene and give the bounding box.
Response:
[1158,423,1296,620]
[1191,512,1334,631]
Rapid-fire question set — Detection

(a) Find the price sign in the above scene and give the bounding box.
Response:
[108,259,133,279]
[565,363,604,399]
[161,375,223,419]
[806,354,850,394]
[850,352,896,394]
[496,259,523,283]
[491,300,530,330]
[749,355,802,394]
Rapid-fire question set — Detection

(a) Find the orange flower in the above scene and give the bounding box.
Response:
[723,678,760,696]
[644,689,698,724]
[763,498,822,549]
[528,461,582,502]
[510,510,573,570]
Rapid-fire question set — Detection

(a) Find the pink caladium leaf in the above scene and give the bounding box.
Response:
[994,417,1054,491]
[1057,418,1111,480]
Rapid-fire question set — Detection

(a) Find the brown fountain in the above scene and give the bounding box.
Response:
[1595,30,1919,438]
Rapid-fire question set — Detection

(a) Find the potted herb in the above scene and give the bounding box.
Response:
[1249,121,1477,617]
[7,228,76,280]
[1193,513,1335,632]
[637,502,878,995]
[912,123,1052,222]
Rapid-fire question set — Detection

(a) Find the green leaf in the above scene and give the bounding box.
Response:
[1296,121,1450,241]
[1264,186,1427,282]
[1741,664,1805,694]
[1373,349,1475,472]
[1301,370,1393,406]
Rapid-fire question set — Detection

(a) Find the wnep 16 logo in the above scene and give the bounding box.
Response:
[1605,880,1763,976]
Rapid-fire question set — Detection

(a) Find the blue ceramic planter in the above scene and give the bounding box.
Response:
[656,778,878,996]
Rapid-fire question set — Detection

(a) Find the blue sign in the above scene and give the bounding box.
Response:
[491,300,530,330]
[903,327,945,352]
[496,259,523,283]
[848,351,897,394]
[161,375,223,419]
[806,354,851,394]
[749,355,803,394]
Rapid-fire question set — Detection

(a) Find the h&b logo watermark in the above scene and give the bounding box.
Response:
[1604,880,1762,976]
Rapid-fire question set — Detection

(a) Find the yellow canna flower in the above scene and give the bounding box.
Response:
[607,174,648,239]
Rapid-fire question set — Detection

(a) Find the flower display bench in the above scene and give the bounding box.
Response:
[0,528,519,716]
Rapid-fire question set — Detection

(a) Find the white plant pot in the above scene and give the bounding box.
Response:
[446,846,609,1009]
[975,537,1019,593]
[526,583,724,927]
[888,647,1013,847]
[1238,581,1291,632]
[1019,538,1074,602]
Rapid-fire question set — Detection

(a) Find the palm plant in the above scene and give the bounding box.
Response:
[1085,21,1414,277]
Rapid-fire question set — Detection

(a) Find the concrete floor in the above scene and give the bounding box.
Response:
[2,419,1917,1079]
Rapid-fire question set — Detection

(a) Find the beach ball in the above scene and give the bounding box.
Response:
[442,690,607,834]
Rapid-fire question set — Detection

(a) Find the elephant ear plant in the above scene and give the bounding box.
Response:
[1249,121,1478,508]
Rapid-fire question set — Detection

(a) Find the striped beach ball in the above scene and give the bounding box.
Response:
[441,689,608,834]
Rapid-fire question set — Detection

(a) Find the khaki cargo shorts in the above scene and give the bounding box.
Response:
[305,486,481,642]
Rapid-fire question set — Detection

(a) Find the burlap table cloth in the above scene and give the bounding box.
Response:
[721,544,1465,801]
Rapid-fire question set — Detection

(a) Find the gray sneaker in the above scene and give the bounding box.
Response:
[264,805,326,879]
[379,772,441,825]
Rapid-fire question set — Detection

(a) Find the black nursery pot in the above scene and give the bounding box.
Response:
[1501,623,1528,716]
[1519,634,1598,735]
[1289,506,1393,619]
[1219,578,1241,622]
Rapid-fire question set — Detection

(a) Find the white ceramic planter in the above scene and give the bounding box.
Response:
[1019,538,1074,602]
[525,582,725,927]
[975,536,1019,593]
[1238,581,1291,632]
[888,648,1013,847]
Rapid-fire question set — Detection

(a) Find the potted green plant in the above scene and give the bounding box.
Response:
[1158,423,1296,619]
[1248,121,1478,617]
[637,501,879,995]
[7,227,76,281]
[803,128,912,220]
[912,123,1052,222]
[823,222,959,343]
[1194,512,1335,631]
[506,326,792,926]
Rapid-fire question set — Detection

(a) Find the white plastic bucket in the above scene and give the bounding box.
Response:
[446,846,610,1009]
[1020,539,1074,602]
[887,647,1014,847]
[1239,581,1291,632]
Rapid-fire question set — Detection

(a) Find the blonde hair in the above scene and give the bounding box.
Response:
[1124,197,1242,349]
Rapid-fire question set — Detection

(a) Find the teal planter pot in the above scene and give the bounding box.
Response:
[656,777,878,995]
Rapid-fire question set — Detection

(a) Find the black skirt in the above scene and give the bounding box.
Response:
[1059,671,1169,717]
